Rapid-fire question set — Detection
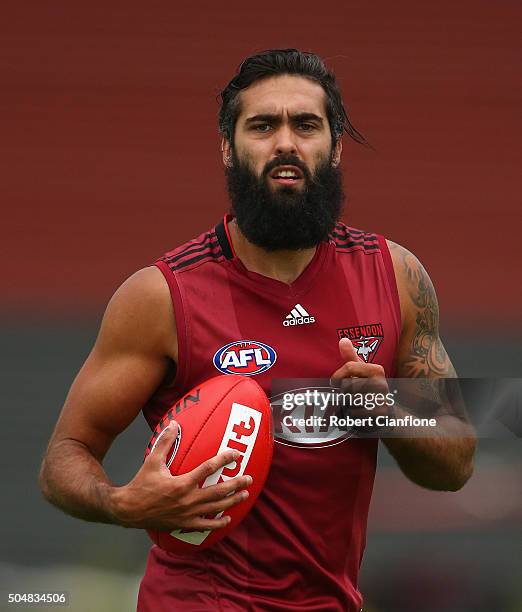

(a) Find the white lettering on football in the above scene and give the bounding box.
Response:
[170,402,262,546]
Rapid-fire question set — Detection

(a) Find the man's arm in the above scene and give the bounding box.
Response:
[39,266,251,531]
[382,240,476,490]
[331,242,476,491]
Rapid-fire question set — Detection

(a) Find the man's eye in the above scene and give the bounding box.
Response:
[254,124,272,132]
[299,123,315,132]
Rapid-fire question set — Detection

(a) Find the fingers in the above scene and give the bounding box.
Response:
[200,474,253,502]
[185,449,241,484]
[171,477,253,532]
[147,421,179,464]
[128,432,255,532]
[337,361,385,379]
[338,338,363,363]
[331,360,385,382]
[185,514,232,531]
[194,488,250,519]
[336,376,377,394]
[178,472,252,509]
[330,363,352,382]
[330,338,365,382]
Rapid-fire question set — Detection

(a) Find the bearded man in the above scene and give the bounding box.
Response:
[39,49,475,612]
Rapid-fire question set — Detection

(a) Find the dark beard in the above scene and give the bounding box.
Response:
[225,151,344,251]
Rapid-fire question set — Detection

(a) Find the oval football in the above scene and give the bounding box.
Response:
[144,374,273,553]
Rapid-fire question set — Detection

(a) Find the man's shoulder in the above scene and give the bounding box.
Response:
[385,239,428,283]
[384,238,440,336]
[100,266,176,357]
[115,266,171,306]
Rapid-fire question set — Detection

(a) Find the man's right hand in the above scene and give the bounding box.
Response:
[111,421,253,532]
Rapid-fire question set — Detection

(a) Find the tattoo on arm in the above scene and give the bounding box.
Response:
[395,246,456,379]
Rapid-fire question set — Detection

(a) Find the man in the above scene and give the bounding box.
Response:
[39,49,475,611]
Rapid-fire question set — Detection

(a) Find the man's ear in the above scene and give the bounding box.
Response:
[222,138,233,168]
[331,138,343,167]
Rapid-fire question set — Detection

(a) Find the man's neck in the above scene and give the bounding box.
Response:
[227,218,317,285]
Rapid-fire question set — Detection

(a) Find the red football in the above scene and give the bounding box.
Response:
[144,374,273,553]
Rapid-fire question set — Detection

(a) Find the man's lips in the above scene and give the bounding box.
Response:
[269,165,304,184]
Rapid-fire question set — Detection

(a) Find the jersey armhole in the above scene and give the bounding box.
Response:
[377,235,402,347]
[154,260,189,393]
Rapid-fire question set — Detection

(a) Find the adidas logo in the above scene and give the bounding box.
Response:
[283,304,316,327]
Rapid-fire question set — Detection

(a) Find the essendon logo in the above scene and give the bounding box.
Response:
[336,322,384,363]
[213,340,277,376]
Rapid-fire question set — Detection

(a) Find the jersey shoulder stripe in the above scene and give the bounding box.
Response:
[330,222,380,253]
[159,229,226,273]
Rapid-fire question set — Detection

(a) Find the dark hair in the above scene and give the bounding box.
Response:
[218,48,368,147]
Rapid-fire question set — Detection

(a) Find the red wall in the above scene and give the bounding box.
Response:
[2,1,520,324]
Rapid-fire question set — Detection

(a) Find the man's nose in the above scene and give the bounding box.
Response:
[273,125,298,156]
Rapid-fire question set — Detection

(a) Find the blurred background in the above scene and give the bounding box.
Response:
[1,1,520,611]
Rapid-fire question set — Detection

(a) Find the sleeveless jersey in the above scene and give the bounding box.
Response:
[137,215,401,612]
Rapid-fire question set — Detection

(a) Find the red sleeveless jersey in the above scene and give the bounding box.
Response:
[137,215,401,612]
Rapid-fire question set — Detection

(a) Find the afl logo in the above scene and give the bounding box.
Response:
[213,340,277,376]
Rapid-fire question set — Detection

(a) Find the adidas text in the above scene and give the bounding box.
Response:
[283,316,316,327]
